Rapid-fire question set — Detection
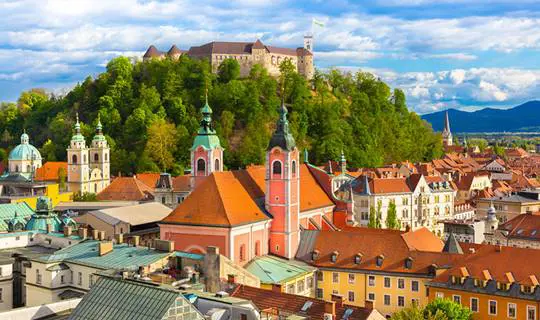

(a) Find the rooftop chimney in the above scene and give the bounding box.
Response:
[131,235,140,247]
[63,226,72,237]
[331,294,344,306]
[115,233,124,244]
[99,231,106,241]
[271,283,282,293]
[78,227,87,239]
[92,229,99,240]
[364,300,374,310]
[153,239,175,252]
[324,300,336,319]
[98,241,113,256]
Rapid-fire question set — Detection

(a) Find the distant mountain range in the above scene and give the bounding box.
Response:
[421,101,540,133]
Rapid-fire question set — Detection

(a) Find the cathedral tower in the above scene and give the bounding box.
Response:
[67,114,89,193]
[89,115,110,193]
[442,111,453,147]
[266,97,300,259]
[190,93,223,186]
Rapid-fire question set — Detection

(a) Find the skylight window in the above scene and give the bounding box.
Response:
[342,308,353,319]
[301,301,313,312]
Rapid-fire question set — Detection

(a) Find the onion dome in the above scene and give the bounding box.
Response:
[267,98,296,151]
[71,113,85,142]
[191,91,221,150]
[92,114,106,142]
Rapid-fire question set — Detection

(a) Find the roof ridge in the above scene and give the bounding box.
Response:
[211,173,231,226]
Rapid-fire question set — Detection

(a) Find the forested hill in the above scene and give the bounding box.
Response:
[0,56,443,175]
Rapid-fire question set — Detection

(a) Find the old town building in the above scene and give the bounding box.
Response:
[485,211,540,249]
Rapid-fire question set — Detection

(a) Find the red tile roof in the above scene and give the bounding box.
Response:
[353,176,411,194]
[135,173,161,189]
[401,228,444,252]
[161,172,270,227]
[498,212,540,240]
[34,162,67,181]
[172,175,191,192]
[230,285,378,320]
[97,177,154,201]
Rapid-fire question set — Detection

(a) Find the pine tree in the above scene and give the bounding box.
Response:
[386,202,399,229]
[368,206,377,228]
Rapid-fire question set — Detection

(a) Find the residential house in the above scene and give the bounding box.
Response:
[485,211,540,249]
[477,190,540,223]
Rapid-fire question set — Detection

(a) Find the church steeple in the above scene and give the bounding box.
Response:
[191,87,223,179]
[442,110,453,147]
[444,110,451,133]
[267,96,296,151]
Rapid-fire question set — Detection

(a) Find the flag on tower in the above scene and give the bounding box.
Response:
[312,18,325,28]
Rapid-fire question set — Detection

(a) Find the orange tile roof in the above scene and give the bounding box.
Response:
[172,175,191,192]
[34,162,67,181]
[433,243,540,287]
[230,285,377,320]
[401,228,444,252]
[135,173,161,189]
[161,172,270,227]
[97,177,154,201]
[498,212,540,240]
[302,229,462,275]
[354,176,411,194]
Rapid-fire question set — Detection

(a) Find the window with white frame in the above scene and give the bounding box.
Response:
[528,306,537,320]
[384,295,391,306]
[411,280,419,292]
[398,296,405,307]
[348,273,355,284]
[384,277,391,288]
[348,291,355,302]
[489,300,497,315]
[398,278,405,289]
[470,297,479,312]
[436,292,444,299]
[453,295,461,304]
[368,293,375,301]
[368,275,375,286]
[332,272,339,283]
[508,303,517,319]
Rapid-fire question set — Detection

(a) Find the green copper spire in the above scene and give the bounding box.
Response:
[71,112,85,142]
[93,114,106,142]
[191,90,221,151]
[267,95,296,151]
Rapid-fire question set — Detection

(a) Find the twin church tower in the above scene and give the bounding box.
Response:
[66,114,110,194]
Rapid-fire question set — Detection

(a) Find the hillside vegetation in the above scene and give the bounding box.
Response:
[0,56,443,175]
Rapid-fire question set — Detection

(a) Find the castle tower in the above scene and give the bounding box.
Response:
[266,97,300,259]
[304,34,313,52]
[89,115,110,193]
[190,92,223,187]
[67,114,90,194]
[442,111,453,147]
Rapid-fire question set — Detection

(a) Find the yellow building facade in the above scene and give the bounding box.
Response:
[316,269,430,317]
[12,184,72,210]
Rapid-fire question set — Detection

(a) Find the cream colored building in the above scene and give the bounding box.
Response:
[143,38,314,79]
[477,190,540,223]
[67,115,110,195]
[353,174,455,235]
[25,239,174,307]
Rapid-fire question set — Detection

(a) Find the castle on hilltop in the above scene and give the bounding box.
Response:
[143,37,314,79]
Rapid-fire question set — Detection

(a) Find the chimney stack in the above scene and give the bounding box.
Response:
[78,227,88,239]
[331,294,344,306]
[92,229,99,240]
[271,284,282,293]
[153,239,175,252]
[63,226,72,237]
[364,300,374,310]
[131,235,140,247]
[324,300,336,319]
[115,233,124,244]
[203,246,220,293]
[98,241,113,256]
[99,231,106,241]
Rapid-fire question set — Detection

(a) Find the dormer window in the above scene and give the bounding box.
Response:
[376,255,384,267]
[311,250,320,261]
[331,251,339,263]
[405,257,413,269]
[451,276,457,284]
[522,285,533,294]
[354,253,362,264]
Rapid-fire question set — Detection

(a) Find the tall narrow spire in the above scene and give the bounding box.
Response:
[267,85,296,151]
[191,87,221,151]
[340,150,347,173]
[444,111,451,133]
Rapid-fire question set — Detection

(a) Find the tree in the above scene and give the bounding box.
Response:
[423,299,473,320]
[376,200,382,229]
[145,119,178,172]
[368,206,377,228]
[58,167,66,191]
[218,58,240,83]
[391,299,472,320]
[40,139,57,161]
[386,202,399,229]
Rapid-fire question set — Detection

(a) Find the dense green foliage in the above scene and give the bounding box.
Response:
[386,202,399,229]
[0,56,442,175]
[391,299,472,320]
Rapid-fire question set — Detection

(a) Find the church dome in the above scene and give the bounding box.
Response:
[25,196,62,233]
[8,132,42,161]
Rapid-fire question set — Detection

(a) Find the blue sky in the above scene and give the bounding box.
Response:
[1,0,539,114]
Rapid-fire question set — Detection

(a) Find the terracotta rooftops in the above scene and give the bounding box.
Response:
[432,243,540,289]
[160,172,270,228]
[34,161,67,181]
[96,177,154,201]
[353,176,411,194]
[230,285,379,320]
[135,173,161,189]
[161,164,334,228]
[297,228,462,275]
[498,212,540,240]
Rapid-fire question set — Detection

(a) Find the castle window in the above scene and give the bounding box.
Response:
[291,160,297,177]
[94,153,99,162]
[215,159,220,171]
[272,161,282,176]
[197,159,206,174]
[72,155,78,164]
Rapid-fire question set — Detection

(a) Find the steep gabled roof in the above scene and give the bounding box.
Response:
[160,172,269,228]
[136,172,161,189]
[97,177,154,201]
[143,45,163,58]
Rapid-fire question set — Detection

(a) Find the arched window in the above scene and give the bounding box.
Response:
[215,159,220,171]
[272,161,282,176]
[197,159,206,174]
[72,154,78,164]
[94,153,99,162]
[239,244,246,262]
[291,160,297,177]
[255,241,261,256]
